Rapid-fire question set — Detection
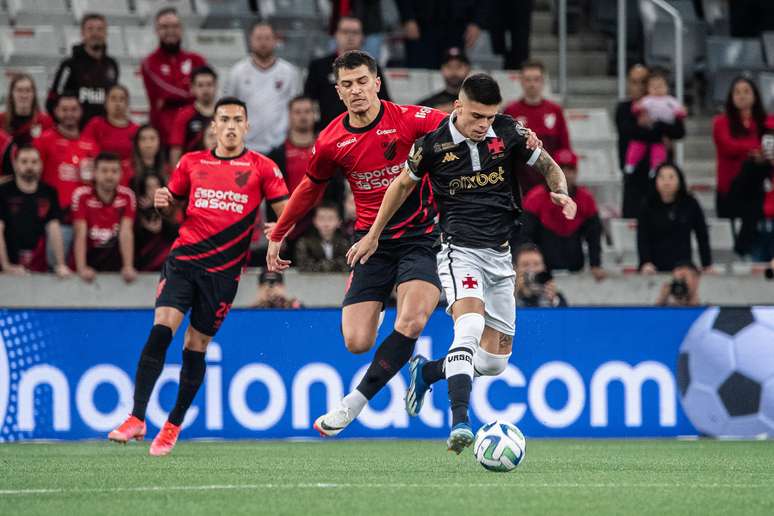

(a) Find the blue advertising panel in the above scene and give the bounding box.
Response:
[0,307,705,441]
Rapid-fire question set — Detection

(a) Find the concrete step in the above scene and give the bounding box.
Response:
[683,159,715,179]
[535,50,608,76]
[683,139,716,160]
[533,11,553,34]
[530,33,607,52]
[685,116,714,136]
[564,94,616,110]
[559,75,617,96]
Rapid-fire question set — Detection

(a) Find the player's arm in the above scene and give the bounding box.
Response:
[533,149,577,220]
[119,217,137,283]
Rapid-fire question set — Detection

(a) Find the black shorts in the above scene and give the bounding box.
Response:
[155,259,239,337]
[343,234,442,307]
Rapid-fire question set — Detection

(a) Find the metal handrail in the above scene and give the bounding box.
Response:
[558,0,567,101]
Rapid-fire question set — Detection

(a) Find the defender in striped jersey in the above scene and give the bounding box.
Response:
[109,97,288,456]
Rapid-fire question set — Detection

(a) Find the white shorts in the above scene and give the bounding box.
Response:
[437,243,516,336]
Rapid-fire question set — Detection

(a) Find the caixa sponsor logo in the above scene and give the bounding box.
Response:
[3,337,677,436]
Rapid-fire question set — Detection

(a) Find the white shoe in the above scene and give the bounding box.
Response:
[313,404,354,437]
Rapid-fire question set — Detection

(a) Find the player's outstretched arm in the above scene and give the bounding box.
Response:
[347,169,417,266]
[533,149,577,220]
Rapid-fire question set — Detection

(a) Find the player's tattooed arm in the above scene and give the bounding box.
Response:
[533,149,568,196]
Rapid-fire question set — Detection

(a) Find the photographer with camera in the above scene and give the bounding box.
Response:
[655,262,701,306]
[514,243,568,307]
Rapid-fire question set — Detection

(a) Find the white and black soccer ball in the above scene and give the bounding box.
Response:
[473,420,526,472]
[678,307,774,437]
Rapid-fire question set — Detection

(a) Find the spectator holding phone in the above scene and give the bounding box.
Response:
[513,243,568,307]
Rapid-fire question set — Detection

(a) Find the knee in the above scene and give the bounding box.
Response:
[184,330,211,353]
[474,348,510,377]
[343,330,375,354]
[394,313,429,339]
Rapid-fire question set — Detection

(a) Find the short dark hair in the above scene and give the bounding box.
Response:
[315,201,340,215]
[521,59,545,74]
[107,83,130,100]
[191,65,218,84]
[155,7,178,22]
[81,13,106,29]
[647,66,670,84]
[332,50,377,81]
[13,144,39,160]
[513,243,542,264]
[288,95,313,109]
[250,20,275,35]
[55,92,80,107]
[460,73,502,105]
[95,151,121,168]
[213,96,248,117]
[337,16,363,31]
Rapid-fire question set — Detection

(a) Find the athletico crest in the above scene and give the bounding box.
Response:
[234,170,251,187]
[383,139,398,161]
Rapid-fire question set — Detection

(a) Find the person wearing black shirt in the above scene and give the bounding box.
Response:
[417,47,470,113]
[0,145,70,275]
[348,74,566,454]
[304,16,390,129]
[638,163,712,273]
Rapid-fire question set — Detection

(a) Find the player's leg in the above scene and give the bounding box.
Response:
[474,269,517,378]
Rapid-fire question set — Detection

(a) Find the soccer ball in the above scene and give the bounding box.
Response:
[473,420,526,472]
[678,307,774,437]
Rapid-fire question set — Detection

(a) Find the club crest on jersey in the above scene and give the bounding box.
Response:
[234,170,251,187]
[441,152,459,163]
[544,113,557,129]
[462,275,478,289]
[487,137,505,156]
[382,139,398,160]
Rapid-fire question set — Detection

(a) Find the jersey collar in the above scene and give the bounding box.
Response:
[211,147,248,161]
[343,101,385,134]
[448,112,497,144]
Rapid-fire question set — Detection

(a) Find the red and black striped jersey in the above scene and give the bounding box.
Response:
[167,149,289,278]
[308,100,447,240]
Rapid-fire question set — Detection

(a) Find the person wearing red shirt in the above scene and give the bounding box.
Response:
[108,97,288,456]
[0,73,53,145]
[168,66,217,165]
[712,76,774,218]
[141,7,207,146]
[82,85,139,187]
[503,59,571,194]
[71,152,136,282]
[519,149,605,280]
[34,93,99,226]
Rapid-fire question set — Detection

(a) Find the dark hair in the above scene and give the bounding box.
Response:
[288,95,313,109]
[337,16,363,31]
[513,242,542,263]
[107,83,130,101]
[80,13,106,29]
[520,59,545,74]
[55,91,80,107]
[134,171,166,199]
[4,73,42,134]
[250,20,274,35]
[332,50,377,81]
[460,73,502,105]
[191,65,218,84]
[725,76,768,139]
[648,162,689,205]
[213,96,247,117]
[155,7,178,22]
[315,201,340,215]
[94,151,121,168]
[13,144,39,160]
[646,66,670,84]
[132,124,165,175]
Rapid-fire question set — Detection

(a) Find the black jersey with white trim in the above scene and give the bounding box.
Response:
[406,113,540,248]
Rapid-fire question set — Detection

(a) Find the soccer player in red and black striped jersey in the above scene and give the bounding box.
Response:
[267,50,540,437]
[109,97,288,455]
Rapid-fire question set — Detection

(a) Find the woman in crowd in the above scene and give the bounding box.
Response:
[83,85,139,187]
[0,73,53,145]
[638,163,712,273]
[131,124,168,183]
[713,76,774,218]
[133,171,178,271]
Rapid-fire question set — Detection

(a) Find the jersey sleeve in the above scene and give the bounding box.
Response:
[306,140,337,184]
[261,158,290,203]
[167,157,191,199]
[405,136,432,181]
[508,117,541,166]
[405,104,448,139]
[71,188,89,221]
[122,189,137,220]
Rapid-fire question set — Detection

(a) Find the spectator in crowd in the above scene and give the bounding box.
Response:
[250,270,303,309]
[0,129,11,177]
[82,84,139,187]
[304,16,391,129]
[396,0,483,69]
[342,185,356,243]
[134,171,177,271]
[0,145,69,276]
[141,7,206,145]
[417,47,470,113]
[616,64,686,218]
[519,149,605,280]
[71,152,136,283]
[713,76,774,218]
[169,66,217,164]
[486,0,533,70]
[623,69,686,175]
[504,60,571,194]
[132,125,168,182]
[327,0,388,63]
[47,13,119,125]
[35,93,99,229]
[514,243,568,307]
[224,22,300,154]
[655,262,701,306]
[638,163,712,274]
[0,74,53,146]
[294,203,350,273]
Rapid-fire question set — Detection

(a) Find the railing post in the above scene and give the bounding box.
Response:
[618,0,627,100]
[559,0,568,102]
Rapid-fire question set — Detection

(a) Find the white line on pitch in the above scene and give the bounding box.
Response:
[0,482,769,496]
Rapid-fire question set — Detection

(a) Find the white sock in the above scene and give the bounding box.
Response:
[342,389,368,416]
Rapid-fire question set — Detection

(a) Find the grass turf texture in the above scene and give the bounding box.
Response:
[1,440,773,515]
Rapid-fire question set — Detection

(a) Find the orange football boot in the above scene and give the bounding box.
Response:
[149,421,181,456]
[108,415,146,443]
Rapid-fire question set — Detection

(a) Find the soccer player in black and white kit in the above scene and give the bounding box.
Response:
[349,74,577,453]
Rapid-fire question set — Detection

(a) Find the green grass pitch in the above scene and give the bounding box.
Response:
[1,439,773,515]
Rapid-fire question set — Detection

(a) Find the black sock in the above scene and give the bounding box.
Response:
[168,349,206,426]
[421,358,445,385]
[448,374,472,426]
[131,324,174,421]
[356,330,416,400]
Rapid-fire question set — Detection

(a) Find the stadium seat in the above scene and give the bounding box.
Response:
[759,72,774,113]
[71,0,136,26]
[706,37,766,106]
[0,66,49,108]
[0,26,63,65]
[383,68,434,106]
[565,108,614,144]
[185,29,247,65]
[490,70,523,104]
[120,64,149,119]
[123,26,158,61]
[702,0,730,35]
[266,0,322,31]
[135,0,201,27]
[63,25,128,60]
[194,0,257,29]
[608,218,639,260]
[639,0,707,76]
[6,0,72,26]
[575,147,618,185]
[762,32,774,68]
